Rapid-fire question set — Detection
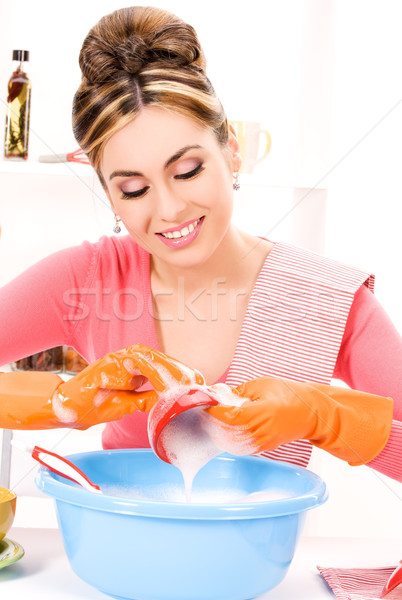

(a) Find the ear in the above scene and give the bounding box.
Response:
[101,179,117,215]
[104,192,117,220]
[227,124,242,172]
[97,165,116,211]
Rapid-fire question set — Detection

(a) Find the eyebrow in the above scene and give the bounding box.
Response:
[109,144,202,181]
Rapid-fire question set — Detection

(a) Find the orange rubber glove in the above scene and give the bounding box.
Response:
[205,377,394,465]
[0,344,205,430]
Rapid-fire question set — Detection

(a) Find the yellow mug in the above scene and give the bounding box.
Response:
[0,487,16,541]
[230,120,272,174]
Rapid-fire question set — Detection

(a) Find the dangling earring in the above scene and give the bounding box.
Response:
[113,215,122,234]
[233,171,240,191]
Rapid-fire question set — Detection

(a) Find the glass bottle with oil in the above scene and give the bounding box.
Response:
[4,50,32,160]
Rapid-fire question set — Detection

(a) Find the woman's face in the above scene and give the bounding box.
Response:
[101,107,241,269]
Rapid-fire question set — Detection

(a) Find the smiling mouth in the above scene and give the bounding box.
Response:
[158,217,204,239]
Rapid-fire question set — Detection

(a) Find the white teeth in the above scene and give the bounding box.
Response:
[160,218,200,239]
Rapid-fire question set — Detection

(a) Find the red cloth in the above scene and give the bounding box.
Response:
[317,564,402,599]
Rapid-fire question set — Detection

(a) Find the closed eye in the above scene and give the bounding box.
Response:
[121,186,150,200]
[175,163,204,180]
[119,162,204,199]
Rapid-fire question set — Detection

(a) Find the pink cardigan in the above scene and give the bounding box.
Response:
[0,235,400,480]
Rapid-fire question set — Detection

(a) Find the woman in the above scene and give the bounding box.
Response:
[0,7,400,480]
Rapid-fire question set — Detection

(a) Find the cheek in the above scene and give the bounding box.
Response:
[121,214,155,252]
[200,166,233,208]
[212,173,234,214]
[116,203,150,234]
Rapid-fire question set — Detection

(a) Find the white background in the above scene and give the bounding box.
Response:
[0,0,401,539]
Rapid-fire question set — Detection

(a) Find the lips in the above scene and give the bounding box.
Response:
[158,217,202,239]
[156,216,205,249]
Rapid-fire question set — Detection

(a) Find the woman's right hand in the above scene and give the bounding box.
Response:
[0,344,205,430]
[205,376,393,466]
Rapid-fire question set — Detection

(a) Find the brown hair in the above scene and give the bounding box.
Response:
[72,6,228,181]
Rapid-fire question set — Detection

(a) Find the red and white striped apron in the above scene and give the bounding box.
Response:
[226,242,374,467]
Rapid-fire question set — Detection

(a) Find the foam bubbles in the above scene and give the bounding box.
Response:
[93,389,111,407]
[156,388,259,502]
[159,407,221,502]
[100,483,291,504]
[52,392,78,424]
[209,383,247,407]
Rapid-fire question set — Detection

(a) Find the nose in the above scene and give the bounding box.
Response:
[154,185,188,223]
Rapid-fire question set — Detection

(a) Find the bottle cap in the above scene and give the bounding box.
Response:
[12,50,29,62]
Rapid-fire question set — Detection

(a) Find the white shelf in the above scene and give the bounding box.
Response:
[0,158,95,178]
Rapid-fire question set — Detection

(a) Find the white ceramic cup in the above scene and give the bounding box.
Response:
[230,120,272,174]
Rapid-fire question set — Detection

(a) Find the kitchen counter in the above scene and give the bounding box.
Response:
[1,528,400,599]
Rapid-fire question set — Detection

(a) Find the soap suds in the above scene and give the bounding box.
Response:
[158,407,221,502]
[52,392,78,424]
[93,389,112,407]
[100,482,291,504]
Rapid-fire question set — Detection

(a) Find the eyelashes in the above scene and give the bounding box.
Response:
[120,162,205,200]
[121,186,150,199]
[174,162,204,180]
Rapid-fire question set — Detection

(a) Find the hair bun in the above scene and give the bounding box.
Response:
[79,7,205,84]
[114,36,150,75]
[79,36,120,84]
[115,23,203,76]
[149,23,203,69]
